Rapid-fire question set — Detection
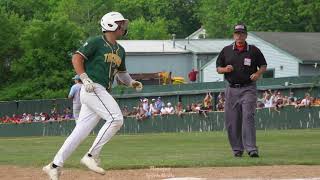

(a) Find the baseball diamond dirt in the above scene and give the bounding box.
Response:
[1,165,320,180]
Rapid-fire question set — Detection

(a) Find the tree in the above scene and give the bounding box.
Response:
[197,0,231,38]
[6,16,85,99]
[127,17,170,40]
[0,7,24,85]
[50,0,115,36]
[0,0,55,20]
[112,0,200,38]
[296,0,320,32]
[198,0,320,38]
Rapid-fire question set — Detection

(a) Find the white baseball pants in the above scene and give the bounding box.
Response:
[53,83,123,167]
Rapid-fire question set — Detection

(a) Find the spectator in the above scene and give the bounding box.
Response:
[203,92,213,111]
[175,101,184,117]
[188,68,198,82]
[185,105,192,113]
[155,97,164,113]
[312,97,320,106]
[289,92,297,102]
[288,97,297,106]
[136,104,147,121]
[149,99,158,116]
[296,93,312,108]
[68,75,82,121]
[34,112,41,122]
[142,98,149,116]
[63,107,73,120]
[165,102,175,115]
[216,98,225,111]
[263,93,274,108]
[121,106,130,117]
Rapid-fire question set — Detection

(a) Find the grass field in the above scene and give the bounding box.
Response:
[0,129,319,170]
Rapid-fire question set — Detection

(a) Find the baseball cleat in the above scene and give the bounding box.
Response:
[80,154,105,175]
[42,163,61,180]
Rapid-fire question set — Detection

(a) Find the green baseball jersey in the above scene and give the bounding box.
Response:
[76,35,126,90]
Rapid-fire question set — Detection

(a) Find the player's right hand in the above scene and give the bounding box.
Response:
[79,73,95,93]
[225,65,234,73]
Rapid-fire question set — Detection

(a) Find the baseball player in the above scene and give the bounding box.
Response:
[43,12,143,180]
[68,75,82,121]
[216,23,267,158]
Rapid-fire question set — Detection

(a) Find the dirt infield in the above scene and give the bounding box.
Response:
[1,165,320,180]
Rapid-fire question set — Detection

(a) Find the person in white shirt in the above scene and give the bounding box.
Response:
[296,93,311,108]
[149,99,158,116]
[165,102,175,115]
[263,94,274,108]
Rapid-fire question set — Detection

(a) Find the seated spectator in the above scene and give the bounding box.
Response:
[175,101,184,117]
[136,104,147,121]
[160,106,168,115]
[296,93,312,108]
[26,113,34,123]
[282,96,289,106]
[149,99,158,116]
[63,107,72,120]
[288,97,297,106]
[263,94,274,108]
[165,102,175,115]
[155,97,164,113]
[289,92,297,102]
[121,106,130,117]
[142,98,150,117]
[185,105,192,113]
[312,97,320,106]
[33,112,41,122]
[191,103,198,112]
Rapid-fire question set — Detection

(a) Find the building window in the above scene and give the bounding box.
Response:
[262,69,274,78]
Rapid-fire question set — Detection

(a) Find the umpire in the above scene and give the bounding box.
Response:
[216,23,267,158]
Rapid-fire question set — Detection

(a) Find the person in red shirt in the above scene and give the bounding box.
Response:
[188,68,198,82]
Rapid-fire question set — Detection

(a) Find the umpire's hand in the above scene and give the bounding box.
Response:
[225,65,234,73]
[250,73,261,81]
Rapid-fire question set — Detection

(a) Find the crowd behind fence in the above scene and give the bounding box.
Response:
[1,87,319,125]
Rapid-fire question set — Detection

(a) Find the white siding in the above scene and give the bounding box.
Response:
[247,33,300,78]
[126,54,193,81]
[203,33,300,82]
[203,57,224,82]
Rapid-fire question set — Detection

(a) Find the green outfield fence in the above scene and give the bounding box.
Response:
[0,106,319,137]
[1,76,320,117]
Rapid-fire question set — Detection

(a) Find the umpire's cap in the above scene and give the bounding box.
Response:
[234,23,247,33]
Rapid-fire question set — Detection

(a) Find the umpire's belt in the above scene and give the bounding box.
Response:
[229,82,254,88]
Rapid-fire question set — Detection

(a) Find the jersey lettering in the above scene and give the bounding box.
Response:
[104,53,122,66]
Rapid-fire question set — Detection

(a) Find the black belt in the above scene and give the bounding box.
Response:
[229,82,253,88]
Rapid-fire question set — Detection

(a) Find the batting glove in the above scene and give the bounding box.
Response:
[130,80,143,92]
[80,73,95,93]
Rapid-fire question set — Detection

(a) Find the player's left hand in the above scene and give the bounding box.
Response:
[130,80,143,92]
[250,73,261,81]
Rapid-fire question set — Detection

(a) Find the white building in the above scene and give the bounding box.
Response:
[202,32,320,82]
[118,32,320,83]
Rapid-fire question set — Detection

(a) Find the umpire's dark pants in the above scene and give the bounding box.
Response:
[224,83,258,154]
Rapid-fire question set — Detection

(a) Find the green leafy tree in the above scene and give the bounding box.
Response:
[127,17,170,39]
[6,16,84,100]
[51,0,115,36]
[113,0,200,38]
[198,0,320,38]
[295,0,320,32]
[0,0,55,20]
[0,7,24,85]
[197,0,230,38]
